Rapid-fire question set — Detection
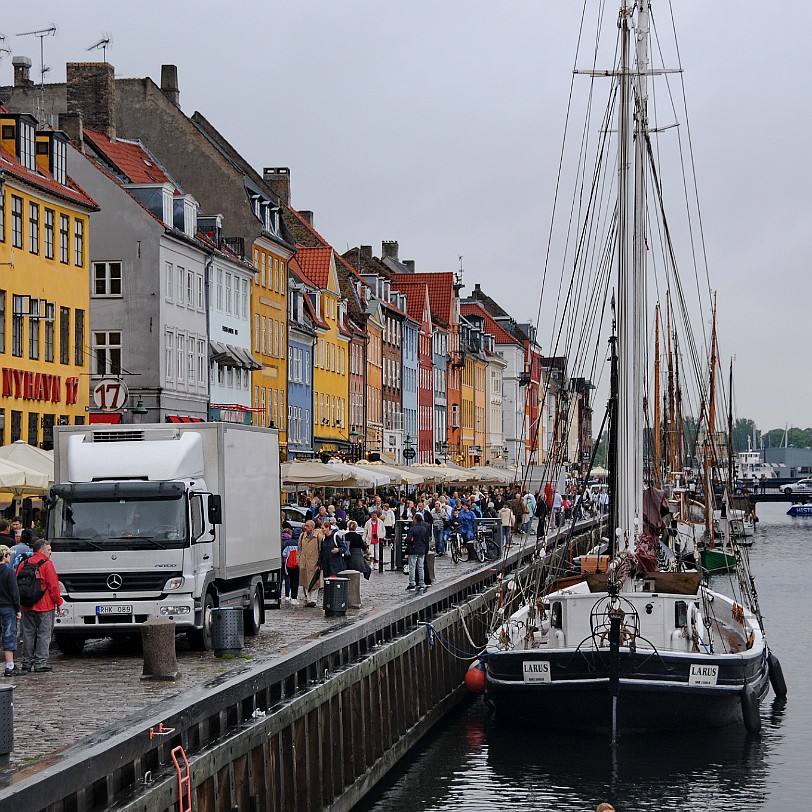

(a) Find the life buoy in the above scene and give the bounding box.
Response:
[740,684,761,734]
[465,660,486,693]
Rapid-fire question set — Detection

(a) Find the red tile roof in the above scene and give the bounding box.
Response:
[295,246,333,290]
[461,301,522,346]
[84,129,175,185]
[391,272,455,325]
[289,256,328,329]
[389,279,430,325]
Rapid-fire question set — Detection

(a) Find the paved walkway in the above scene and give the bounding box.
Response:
[2,539,519,775]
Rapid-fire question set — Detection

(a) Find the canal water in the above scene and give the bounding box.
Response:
[356,502,809,811]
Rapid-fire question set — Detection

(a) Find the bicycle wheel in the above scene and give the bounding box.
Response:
[475,542,485,562]
[459,538,471,562]
[485,539,500,560]
[450,536,460,563]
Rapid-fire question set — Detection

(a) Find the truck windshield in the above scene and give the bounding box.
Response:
[49,495,188,551]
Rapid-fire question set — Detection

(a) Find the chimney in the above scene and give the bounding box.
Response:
[299,210,314,226]
[59,112,84,148]
[263,167,291,206]
[161,64,180,107]
[12,56,33,87]
[67,62,116,139]
[360,245,372,260]
[381,240,399,260]
[403,260,415,272]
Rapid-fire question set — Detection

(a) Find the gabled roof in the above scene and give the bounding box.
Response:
[467,285,531,344]
[388,277,431,326]
[461,301,523,347]
[289,256,327,330]
[0,107,97,210]
[395,271,455,326]
[84,129,176,186]
[296,246,334,291]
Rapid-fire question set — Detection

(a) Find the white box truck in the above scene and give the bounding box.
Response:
[47,422,281,653]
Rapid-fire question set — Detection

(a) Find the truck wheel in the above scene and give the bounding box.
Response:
[244,584,264,636]
[188,592,215,651]
[55,633,86,656]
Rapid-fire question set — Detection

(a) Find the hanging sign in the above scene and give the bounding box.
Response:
[92,378,129,412]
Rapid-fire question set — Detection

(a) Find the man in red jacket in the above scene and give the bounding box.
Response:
[18,538,63,674]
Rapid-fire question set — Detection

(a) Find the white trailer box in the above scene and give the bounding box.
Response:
[49,422,281,652]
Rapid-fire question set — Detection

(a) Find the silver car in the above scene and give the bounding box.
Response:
[783,478,812,495]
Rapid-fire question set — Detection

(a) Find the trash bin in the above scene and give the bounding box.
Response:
[323,577,349,617]
[210,607,244,656]
[0,685,13,766]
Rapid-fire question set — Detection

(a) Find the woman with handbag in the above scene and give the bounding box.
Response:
[282,529,300,605]
[344,521,372,580]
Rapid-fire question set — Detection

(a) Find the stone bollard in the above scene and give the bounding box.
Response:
[141,618,180,681]
[338,569,362,608]
[425,551,436,583]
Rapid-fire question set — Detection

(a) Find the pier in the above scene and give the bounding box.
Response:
[1,520,601,812]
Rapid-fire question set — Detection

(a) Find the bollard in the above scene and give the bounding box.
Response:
[141,617,181,680]
[0,685,13,766]
[338,570,362,608]
[211,607,244,657]
[323,577,349,617]
[425,551,436,584]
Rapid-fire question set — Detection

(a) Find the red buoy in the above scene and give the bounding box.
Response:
[465,660,486,693]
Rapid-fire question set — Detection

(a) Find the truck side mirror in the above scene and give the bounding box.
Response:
[208,494,223,525]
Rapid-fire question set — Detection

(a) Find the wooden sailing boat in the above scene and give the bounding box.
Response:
[483,0,784,738]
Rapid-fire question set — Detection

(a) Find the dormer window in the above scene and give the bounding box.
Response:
[19,118,36,171]
[52,137,67,185]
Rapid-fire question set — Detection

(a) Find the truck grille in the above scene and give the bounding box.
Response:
[61,572,181,593]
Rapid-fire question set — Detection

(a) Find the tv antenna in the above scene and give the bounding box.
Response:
[16,24,57,119]
[0,34,11,60]
[86,34,112,63]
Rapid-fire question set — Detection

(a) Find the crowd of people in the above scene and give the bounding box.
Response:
[282,480,608,605]
[0,517,62,677]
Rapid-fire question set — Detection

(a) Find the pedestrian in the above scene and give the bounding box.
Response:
[509,492,524,534]
[318,524,346,579]
[553,489,564,527]
[522,491,536,534]
[298,520,324,608]
[498,503,513,554]
[18,538,63,673]
[344,520,372,580]
[363,509,386,563]
[0,544,21,677]
[430,501,447,555]
[382,502,396,544]
[535,497,549,539]
[282,528,300,604]
[404,514,430,592]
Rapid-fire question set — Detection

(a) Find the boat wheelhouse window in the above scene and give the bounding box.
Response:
[551,602,563,629]
[675,601,688,627]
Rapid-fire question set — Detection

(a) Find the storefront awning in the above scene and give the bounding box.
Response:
[166,415,205,424]
[210,341,263,371]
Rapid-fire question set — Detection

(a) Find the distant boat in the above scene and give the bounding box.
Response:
[734,440,776,483]
[787,504,812,517]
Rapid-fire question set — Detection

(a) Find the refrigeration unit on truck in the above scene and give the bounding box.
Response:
[47,422,282,654]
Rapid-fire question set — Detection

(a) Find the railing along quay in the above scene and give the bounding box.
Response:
[2,518,601,812]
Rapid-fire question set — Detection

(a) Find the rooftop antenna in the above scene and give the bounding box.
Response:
[16,24,57,120]
[455,255,464,288]
[0,34,11,60]
[86,34,112,63]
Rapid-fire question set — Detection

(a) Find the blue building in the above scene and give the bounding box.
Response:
[402,317,419,460]
[286,266,316,458]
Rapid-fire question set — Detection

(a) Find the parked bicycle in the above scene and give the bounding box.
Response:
[472,526,501,562]
[448,530,469,563]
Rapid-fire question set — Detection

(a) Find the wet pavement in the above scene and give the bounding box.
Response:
[1,543,495,774]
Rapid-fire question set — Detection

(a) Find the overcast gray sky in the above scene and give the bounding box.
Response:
[2,1,809,433]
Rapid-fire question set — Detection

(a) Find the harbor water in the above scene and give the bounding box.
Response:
[356,502,810,812]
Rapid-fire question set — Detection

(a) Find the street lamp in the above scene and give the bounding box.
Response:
[403,434,415,465]
[440,439,449,464]
[131,399,148,424]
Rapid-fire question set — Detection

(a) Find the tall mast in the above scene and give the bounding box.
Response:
[705,295,718,540]
[653,304,662,487]
[666,292,675,473]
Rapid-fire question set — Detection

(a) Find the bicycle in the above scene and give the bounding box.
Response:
[472,527,501,562]
[448,530,470,563]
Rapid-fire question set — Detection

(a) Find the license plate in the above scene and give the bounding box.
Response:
[96,605,133,615]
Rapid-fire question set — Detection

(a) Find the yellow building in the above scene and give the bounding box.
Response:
[0,111,98,447]
[461,356,476,467]
[296,247,350,456]
[474,356,487,465]
[251,238,292,452]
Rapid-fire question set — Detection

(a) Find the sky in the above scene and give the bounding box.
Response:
[1,1,809,432]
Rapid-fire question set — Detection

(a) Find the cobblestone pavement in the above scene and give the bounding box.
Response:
[2,541,510,775]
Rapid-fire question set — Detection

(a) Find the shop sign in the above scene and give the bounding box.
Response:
[2,367,80,405]
[92,378,129,411]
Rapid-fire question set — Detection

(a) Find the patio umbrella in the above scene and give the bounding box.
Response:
[325,461,393,488]
[0,458,51,496]
[356,461,429,486]
[281,459,353,486]
[0,441,54,483]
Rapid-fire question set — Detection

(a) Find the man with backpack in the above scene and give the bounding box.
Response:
[17,538,63,674]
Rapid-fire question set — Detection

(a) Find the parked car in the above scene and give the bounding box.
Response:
[783,478,812,496]
[282,504,308,537]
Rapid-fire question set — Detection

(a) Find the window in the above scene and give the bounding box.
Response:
[254,314,260,351]
[225,273,232,314]
[176,266,184,303]
[29,202,39,254]
[11,196,22,249]
[53,138,67,185]
[241,279,248,320]
[187,335,195,382]
[74,219,84,266]
[74,309,84,366]
[165,331,174,380]
[261,317,267,354]
[20,120,36,171]
[59,214,70,263]
[165,262,174,300]
[44,303,55,362]
[93,262,123,297]
[93,331,121,375]
[44,208,54,259]
[216,269,223,311]
[28,413,38,447]
[0,291,4,353]
[0,188,4,242]
[60,307,70,364]
[176,332,185,382]
[11,295,23,357]
[186,270,193,306]
[196,274,204,310]
[197,339,206,384]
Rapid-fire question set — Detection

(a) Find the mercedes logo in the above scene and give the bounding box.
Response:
[107,573,123,590]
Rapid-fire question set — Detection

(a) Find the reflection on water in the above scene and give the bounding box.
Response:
[357,504,808,812]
